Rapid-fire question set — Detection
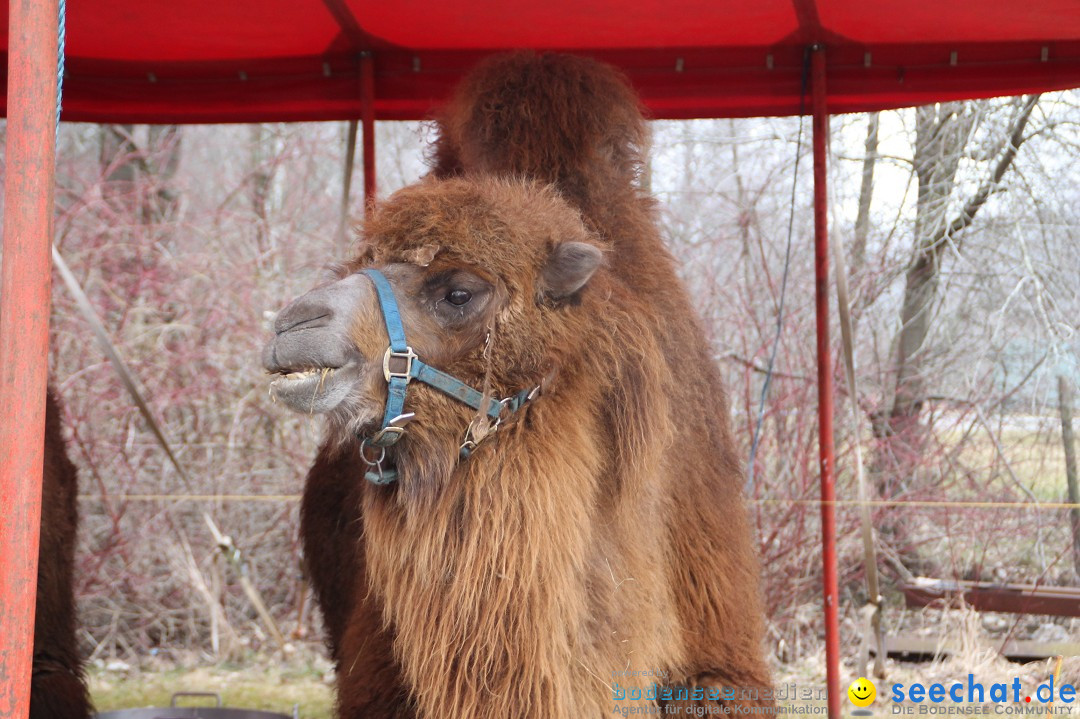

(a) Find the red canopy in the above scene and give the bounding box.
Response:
[2,3,1078,718]
[3,0,1080,123]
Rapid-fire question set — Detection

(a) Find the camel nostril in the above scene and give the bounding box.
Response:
[264,273,373,376]
[274,305,333,335]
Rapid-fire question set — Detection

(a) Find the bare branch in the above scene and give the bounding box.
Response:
[938,94,1041,245]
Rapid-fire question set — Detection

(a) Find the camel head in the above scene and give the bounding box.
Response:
[263,177,604,485]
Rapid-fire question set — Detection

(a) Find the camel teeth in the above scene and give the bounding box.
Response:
[278,368,334,381]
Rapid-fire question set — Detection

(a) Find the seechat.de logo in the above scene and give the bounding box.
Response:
[890,674,1077,714]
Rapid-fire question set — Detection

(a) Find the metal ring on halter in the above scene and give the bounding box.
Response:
[360,439,396,484]
[359,439,386,468]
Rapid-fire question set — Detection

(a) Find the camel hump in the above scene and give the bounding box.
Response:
[430,52,648,200]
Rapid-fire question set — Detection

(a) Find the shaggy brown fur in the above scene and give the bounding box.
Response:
[301,444,412,718]
[299,52,772,718]
[290,177,768,717]
[431,52,774,710]
[430,52,655,287]
[30,390,91,719]
[332,177,679,717]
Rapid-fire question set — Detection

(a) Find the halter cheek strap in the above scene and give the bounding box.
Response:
[359,269,539,484]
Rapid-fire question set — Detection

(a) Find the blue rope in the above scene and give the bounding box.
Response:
[745,47,811,495]
[56,0,66,133]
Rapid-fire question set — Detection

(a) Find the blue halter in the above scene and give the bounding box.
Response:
[359,269,538,484]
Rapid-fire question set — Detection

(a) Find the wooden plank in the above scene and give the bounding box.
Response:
[885,635,1080,661]
[902,579,1080,618]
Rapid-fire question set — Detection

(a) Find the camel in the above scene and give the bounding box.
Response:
[30,390,92,719]
[267,175,771,715]
[429,51,775,709]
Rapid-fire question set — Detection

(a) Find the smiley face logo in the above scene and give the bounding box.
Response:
[848,677,876,707]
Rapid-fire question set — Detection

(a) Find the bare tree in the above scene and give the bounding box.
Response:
[99,123,183,222]
[876,97,1040,505]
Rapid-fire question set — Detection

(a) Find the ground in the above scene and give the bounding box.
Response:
[85,424,1078,717]
[88,622,1080,718]
[89,656,334,718]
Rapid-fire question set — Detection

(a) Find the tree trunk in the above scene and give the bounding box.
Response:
[850,112,879,274]
[250,124,273,254]
[873,97,1039,568]
[99,124,138,201]
[891,104,972,424]
[99,124,182,222]
[887,98,1038,461]
[144,125,182,223]
[1059,375,1080,580]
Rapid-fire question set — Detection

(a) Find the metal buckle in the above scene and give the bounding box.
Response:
[382,346,418,383]
[459,412,499,457]
[369,426,406,446]
[494,397,512,424]
[494,385,540,421]
[368,413,414,447]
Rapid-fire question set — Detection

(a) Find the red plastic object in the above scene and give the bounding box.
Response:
[1,0,1079,122]
[0,0,59,714]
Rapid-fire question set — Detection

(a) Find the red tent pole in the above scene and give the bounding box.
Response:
[0,0,59,714]
[810,45,841,719]
[360,52,376,205]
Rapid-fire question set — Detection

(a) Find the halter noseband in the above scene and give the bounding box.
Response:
[359,269,539,484]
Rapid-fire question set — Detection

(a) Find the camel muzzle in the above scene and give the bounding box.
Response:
[262,273,372,414]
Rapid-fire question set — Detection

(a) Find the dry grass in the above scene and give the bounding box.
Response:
[949,421,1070,501]
[89,658,334,718]
[778,605,1080,717]
[88,607,1079,719]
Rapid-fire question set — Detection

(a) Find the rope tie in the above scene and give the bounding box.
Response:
[56,0,66,133]
[746,47,811,493]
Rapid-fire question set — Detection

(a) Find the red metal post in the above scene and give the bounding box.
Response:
[811,45,841,719]
[360,52,376,206]
[0,0,59,714]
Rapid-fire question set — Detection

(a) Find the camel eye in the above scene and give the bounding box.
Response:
[446,289,472,306]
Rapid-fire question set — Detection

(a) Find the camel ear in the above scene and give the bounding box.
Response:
[542,242,603,299]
